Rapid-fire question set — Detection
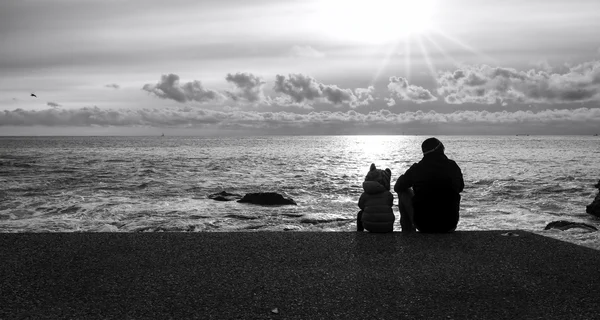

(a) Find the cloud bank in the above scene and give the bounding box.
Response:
[137,59,600,110]
[2,106,599,135]
[437,61,600,104]
[6,60,600,134]
[141,72,372,108]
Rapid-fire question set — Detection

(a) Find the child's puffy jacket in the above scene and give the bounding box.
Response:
[358,164,395,232]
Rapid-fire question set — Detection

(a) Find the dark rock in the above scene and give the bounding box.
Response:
[208,191,243,202]
[587,198,600,217]
[544,220,598,231]
[237,192,297,205]
[586,180,600,218]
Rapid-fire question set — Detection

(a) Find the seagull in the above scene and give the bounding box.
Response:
[30,93,37,97]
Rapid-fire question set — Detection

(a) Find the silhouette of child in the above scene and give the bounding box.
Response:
[357,163,395,232]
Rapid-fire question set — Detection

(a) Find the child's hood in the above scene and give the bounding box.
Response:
[362,163,391,194]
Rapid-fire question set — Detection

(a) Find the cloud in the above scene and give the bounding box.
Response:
[273,74,322,104]
[530,59,553,73]
[2,106,599,135]
[320,84,356,104]
[105,83,120,89]
[273,73,368,107]
[437,61,600,104]
[47,102,61,108]
[387,77,438,104]
[352,86,375,108]
[224,72,268,104]
[290,45,325,58]
[0,107,221,127]
[142,74,224,103]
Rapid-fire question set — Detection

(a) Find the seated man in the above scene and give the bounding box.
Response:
[394,137,464,233]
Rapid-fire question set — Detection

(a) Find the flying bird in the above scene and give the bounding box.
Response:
[30,93,37,97]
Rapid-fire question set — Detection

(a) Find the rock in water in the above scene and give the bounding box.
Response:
[587,200,600,217]
[586,179,600,218]
[544,220,598,231]
[237,192,297,205]
[208,191,243,201]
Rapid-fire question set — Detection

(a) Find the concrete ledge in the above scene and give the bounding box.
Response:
[1,231,599,319]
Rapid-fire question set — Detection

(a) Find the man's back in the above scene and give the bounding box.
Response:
[402,153,464,199]
[394,139,464,233]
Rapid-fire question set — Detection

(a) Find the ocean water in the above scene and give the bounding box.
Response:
[1,135,599,250]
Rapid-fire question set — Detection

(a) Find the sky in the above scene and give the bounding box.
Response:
[1,0,600,135]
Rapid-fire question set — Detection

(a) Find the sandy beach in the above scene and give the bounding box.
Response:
[1,231,599,319]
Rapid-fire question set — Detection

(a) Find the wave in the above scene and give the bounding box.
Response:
[299,213,352,224]
[471,177,517,186]
[532,184,585,195]
[225,214,259,220]
[471,179,496,186]
[105,159,134,163]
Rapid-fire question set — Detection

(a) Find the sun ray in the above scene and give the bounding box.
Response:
[404,38,412,81]
[416,36,438,81]
[370,40,403,87]
[423,34,461,68]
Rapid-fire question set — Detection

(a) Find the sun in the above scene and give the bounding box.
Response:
[315,0,438,44]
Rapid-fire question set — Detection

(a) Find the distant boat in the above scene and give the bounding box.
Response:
[161,133,165,137]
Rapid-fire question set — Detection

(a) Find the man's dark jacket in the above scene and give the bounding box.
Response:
[394,152,464,232]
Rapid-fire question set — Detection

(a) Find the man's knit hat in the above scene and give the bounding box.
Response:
[422,137,445,155]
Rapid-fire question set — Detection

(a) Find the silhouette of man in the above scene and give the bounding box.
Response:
[394,137,464,233]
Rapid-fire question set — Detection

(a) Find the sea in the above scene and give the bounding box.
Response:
[1,135,599,250]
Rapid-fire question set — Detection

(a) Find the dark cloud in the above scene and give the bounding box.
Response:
[142,74,225,103]
[320,84,356,105]
[105,83,120,89]
[273,74,323,104]
[273,73,367,107]
[437,61,600,104]
[225,72,268,103]
[47,102,60,108]
[387,77,438,104]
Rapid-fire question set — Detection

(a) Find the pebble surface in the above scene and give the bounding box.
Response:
[1,231,599,319]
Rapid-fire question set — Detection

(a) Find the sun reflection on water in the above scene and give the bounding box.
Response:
[340,135,421,174]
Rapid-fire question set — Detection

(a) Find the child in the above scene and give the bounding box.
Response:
[357,163,395,233]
